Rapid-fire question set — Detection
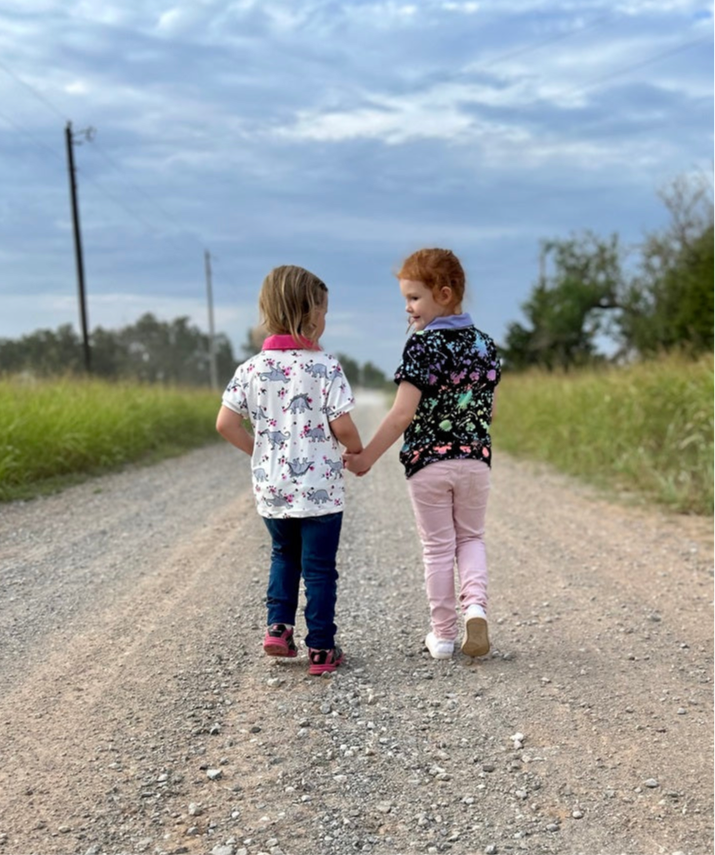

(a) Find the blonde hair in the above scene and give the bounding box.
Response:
[396,248,466,308]
[258,265,328,346]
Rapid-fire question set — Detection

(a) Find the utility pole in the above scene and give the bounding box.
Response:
[204,249,218,390]
[65,121,93,373]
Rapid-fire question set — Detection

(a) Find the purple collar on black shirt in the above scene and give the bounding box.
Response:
[424,312,474,331]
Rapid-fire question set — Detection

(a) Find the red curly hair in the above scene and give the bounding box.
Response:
[396,248,466,308]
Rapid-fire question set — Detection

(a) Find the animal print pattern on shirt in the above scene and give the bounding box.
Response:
[221,349,354,518]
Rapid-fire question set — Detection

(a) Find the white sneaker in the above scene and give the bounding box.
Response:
[425,631,455,660]
[465,603,487,620]
[462,604,490,657]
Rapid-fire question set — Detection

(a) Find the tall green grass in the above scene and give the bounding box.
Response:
[0,376,223,500]
[492,354,713,515]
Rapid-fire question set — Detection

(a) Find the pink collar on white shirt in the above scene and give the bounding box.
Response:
[262,334,319,350]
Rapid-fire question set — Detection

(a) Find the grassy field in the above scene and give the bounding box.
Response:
[492,354,713,515]
[2,357,712,514]
[0,376,223,501]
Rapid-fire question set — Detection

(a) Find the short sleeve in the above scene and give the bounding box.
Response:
[324,362,355,420]
[221,365,249,417]
[394,333,431,390]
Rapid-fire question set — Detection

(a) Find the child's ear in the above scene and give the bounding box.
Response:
[438,286,453,305]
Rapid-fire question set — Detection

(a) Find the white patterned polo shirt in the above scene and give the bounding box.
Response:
[221,347,355,518]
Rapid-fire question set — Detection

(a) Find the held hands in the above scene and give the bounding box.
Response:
[343,450,371,477]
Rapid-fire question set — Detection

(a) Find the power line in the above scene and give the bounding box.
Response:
[74,161,211,258]
[0,58,68,121]
[88,139,205,248]
[78,167,177,238]
[0,109,64,163]
[0,57,205,249]
[0,110,196,244]
[472,12,619,74]
[0,105,200,248]
[556,35,712,101]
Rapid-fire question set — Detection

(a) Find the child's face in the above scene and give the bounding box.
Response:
[399,279,452,331]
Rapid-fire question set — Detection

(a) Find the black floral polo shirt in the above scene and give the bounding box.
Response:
[394,326,501,478]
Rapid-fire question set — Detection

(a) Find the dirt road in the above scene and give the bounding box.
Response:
[0,393,712,855]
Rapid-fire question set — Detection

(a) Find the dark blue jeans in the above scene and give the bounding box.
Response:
[262,512,343,650]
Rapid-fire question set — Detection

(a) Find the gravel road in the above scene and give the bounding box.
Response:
[0,392,712,855]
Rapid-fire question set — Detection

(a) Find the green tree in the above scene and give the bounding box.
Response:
[214,333,237,385]
[91,326,124,378]
[0,315,237,387]
[113,314,235,386]
[673,224,714,350]
[0,324,84,376]
[619,174,714,356]
[361,361,387,388]
[239,327,260,361]
[503,232,623,370]
[335,352,360,386]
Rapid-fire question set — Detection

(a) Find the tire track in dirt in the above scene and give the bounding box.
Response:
[0,493,256,835]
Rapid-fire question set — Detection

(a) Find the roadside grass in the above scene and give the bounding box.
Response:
[3,356,712,514]
[0,375,222,501]
[491,353,713,515]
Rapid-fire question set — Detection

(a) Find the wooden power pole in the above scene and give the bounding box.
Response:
[64,121,91,373]
[204,249,218,390]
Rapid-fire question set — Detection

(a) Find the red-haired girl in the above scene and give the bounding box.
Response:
[345,248,500,660]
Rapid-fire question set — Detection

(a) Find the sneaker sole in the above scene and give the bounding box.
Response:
[461,617,490,657]
[263,642,298,658]
[308,652,344,675]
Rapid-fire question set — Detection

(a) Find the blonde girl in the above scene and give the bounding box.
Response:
[217,265,363,674]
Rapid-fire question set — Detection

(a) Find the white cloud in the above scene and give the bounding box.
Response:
[64,79,90,95]
[0,0,57,11]
[615,0,709,12]
[156,7,189,33]
[337,0,423,28]
[441,1,480,11]
[277,75,553,147]
[261,1,316,30]
[474,0,706,11]
[281,100,473,145]
[68,1,134,25]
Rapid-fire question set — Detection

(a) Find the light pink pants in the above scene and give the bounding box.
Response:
[407,459,490,641]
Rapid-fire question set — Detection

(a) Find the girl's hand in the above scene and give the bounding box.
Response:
[343,451,371,476]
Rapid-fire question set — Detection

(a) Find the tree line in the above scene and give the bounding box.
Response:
[0,313,390,389]
[502,173,713,370]
[0,314,237,387]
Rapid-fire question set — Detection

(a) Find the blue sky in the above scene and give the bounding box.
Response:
[0,0,712,374]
